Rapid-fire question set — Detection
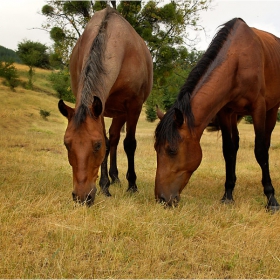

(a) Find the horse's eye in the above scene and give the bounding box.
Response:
[93,142,102,153]
[166,146,177,157]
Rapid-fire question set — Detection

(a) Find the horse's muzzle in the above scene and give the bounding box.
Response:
[156,193,180,208]
[72,192,95,207]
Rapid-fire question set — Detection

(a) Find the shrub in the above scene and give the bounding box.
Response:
[145,104,157,122]
[244,115,253,124]
[40,109,51,120]
[0,61,20,90]
[49,69,75,103]
[245,112,280,124]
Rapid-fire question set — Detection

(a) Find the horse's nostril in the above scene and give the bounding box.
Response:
[156,194,180,208]
[72,192,95,206]
[86,195,93,207]
[72,192,77,201]
[157,195,166,204]
[172,196,180,207]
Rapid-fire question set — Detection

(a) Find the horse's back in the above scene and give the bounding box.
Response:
[225,20,280,111]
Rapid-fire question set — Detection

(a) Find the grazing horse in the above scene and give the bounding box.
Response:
[154,18,280,210]
[58,7,153,206]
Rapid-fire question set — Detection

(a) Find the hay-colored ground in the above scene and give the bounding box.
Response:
[1,68,280,278]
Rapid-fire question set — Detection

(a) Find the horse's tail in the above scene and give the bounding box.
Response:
[206,115,243,132]
[75,7,117,126]
[206,115,220,132]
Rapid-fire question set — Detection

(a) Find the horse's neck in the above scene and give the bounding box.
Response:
[190,65,233,138]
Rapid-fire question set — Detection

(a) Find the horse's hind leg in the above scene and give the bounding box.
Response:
[254,106,280,210]
[108,116,126,184]
[219,113,239,204]
[99,133,111,196]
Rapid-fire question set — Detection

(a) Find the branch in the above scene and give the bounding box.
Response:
[28,27,50,34]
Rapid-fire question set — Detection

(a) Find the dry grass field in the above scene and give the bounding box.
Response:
[1,67,280,278]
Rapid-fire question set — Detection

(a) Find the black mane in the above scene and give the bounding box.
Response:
[155,18,244,150]
[74,7,118,127]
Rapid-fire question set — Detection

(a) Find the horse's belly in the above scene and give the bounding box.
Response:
[226,99,251,115]
[103,109,126,118]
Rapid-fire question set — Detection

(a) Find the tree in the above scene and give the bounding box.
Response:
[41,1,211,115]
[49,69,75,103]
[17,40,50,89]
[41,1,211,67]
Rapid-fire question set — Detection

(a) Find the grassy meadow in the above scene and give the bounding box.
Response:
[1,65,280,278]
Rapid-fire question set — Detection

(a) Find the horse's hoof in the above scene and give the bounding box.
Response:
[127,186,138,193]
[266,205,280,213]
[111,177,121,185]
[221,198,234,205]
[101,189,112,197]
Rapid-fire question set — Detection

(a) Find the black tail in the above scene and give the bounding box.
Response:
[206,115,243,132]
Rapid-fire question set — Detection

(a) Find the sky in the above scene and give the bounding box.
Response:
[195,0,280,50]
[1,0,280,52]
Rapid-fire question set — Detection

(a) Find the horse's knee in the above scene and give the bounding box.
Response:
[104,137,110,157]
[123,138,137,154]
[109,132,120,148]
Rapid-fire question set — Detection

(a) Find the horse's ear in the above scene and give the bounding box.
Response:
[156,105,165,120]
[173,108,184,127]
[92,96,103,118]
[58,100,74,119]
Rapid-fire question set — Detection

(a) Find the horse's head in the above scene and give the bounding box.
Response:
[58,97,105,206]
[154,108,202,207]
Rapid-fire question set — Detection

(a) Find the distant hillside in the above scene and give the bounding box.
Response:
[0,45,22,63]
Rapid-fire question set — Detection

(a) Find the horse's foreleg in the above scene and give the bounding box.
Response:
[109,117,126,184]
[123,111,140,193]
[219,113,239,203]
[254,107,280,210]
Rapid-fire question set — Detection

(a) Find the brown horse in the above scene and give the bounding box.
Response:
[58,7,153,206]
[155,18,280,210]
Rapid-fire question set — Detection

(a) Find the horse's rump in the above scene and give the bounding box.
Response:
[70,7,153,123]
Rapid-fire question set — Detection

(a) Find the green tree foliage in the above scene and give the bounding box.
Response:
[49,69,75,103]
[162,49,204,110]
[17,40,50,69]
[145,98,157,122]
[145,49,204,122]
[42,1,96,65]
[0,46,22,63]
[17,40,50,89]
[41,0,211,115]
[245,114,280,124]
[41,1,210,67]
